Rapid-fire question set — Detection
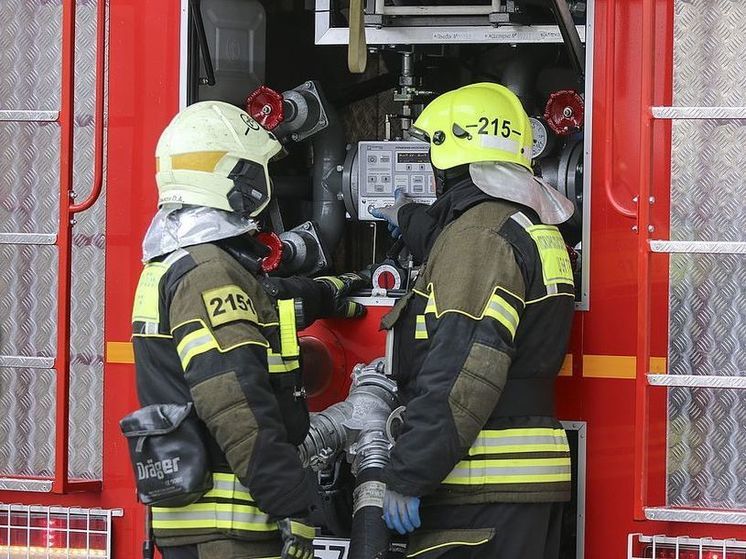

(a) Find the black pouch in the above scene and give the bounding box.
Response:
[120,403,212,507]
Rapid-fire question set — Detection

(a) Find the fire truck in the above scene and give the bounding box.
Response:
[1,0,745,557]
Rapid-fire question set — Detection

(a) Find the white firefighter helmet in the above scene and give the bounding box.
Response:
[155,101,282,217]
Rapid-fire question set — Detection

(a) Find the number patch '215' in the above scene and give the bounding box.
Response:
[201,285,258,327]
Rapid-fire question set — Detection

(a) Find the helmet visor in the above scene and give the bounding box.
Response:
[227,158,271,218]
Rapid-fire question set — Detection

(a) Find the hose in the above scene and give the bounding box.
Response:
[349,467,390,559]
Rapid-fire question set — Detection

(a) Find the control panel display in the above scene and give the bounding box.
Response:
[357,141,436,221]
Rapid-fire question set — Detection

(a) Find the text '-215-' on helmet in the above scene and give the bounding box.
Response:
[155,101,282,218]
[410,82,534,173]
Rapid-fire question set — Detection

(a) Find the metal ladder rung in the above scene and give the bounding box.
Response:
[0,110,59,122]
[0,356,55,369]
[0,478,53,493]
[0,233,57,245]
[652,106,746,120]
[647,374,746,389]
[650,240,746,254]
[645,507,746,525]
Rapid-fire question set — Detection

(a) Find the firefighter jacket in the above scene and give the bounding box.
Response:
[381,192,575,506]
[131,240,313,547]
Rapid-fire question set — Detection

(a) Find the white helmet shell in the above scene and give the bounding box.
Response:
[155,101,282,217]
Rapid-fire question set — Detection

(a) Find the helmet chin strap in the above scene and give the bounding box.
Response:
[433,163,471,196]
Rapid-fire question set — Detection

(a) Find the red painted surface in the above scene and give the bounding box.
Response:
[4,0,746,556]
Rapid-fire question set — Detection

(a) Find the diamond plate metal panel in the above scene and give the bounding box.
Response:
[0,0,61,111]
[68,0,105,480]
[667,0,746,512]
[670,120,746,243]
[0,245,58,359]
[0,368,56,477]
[668,387,746,509]
[673,0,746,108]
[669,254,746,377]
[0,122,61,235]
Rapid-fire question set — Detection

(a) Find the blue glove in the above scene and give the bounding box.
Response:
[370,189,412,240]
[382,487,421,535]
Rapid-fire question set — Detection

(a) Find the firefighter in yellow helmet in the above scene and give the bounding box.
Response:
[129,101,364,559]
[373,83,576,558]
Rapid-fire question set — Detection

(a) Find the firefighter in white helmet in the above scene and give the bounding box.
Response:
[129,101,364,559]
[373,83,576,558]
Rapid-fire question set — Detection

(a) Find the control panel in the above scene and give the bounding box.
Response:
[357,141,436,220]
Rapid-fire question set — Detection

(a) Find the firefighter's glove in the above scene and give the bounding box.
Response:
[383,488,421,535]
[369,188,413,239]
[278,517,315,559]
[314,272,369,319]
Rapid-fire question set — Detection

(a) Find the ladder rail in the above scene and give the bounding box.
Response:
[53,0,107,494]
[632,0,746,521]
[633,0,657,521]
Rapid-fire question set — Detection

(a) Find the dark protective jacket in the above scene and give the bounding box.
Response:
[131,241,315,547]
[381,192,575,506]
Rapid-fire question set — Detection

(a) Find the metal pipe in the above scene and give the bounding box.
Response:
[311,104,346,252]
[501,48,542,113]
[188,0,215,86]
[547,0,586,79]
[633,0,656,521]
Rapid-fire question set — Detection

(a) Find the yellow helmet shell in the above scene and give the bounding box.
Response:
[412,82,534,173]
[155,101,281,217]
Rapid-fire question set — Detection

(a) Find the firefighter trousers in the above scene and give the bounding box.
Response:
[159,538,281,559]
[413,502,564,559]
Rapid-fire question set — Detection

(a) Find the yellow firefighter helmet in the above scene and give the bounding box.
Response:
[411,82,534,173]
[155,101,282,217]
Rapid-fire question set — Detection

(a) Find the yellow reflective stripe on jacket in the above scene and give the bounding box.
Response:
[442,427,571,486]
[442,458,571,485]
[483,292,520,339]
[267,351,300,374]
[176,327,219,370]
[290,520,316,539]
[424,291,437,315]
[152,472,277,534]
[415,315,428,340]
[467,428,569,455]
[151,502,277,532]
[132,249,189,327]
[202,472,253,502]
[316,276,345,290]
[277,299,300,358]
